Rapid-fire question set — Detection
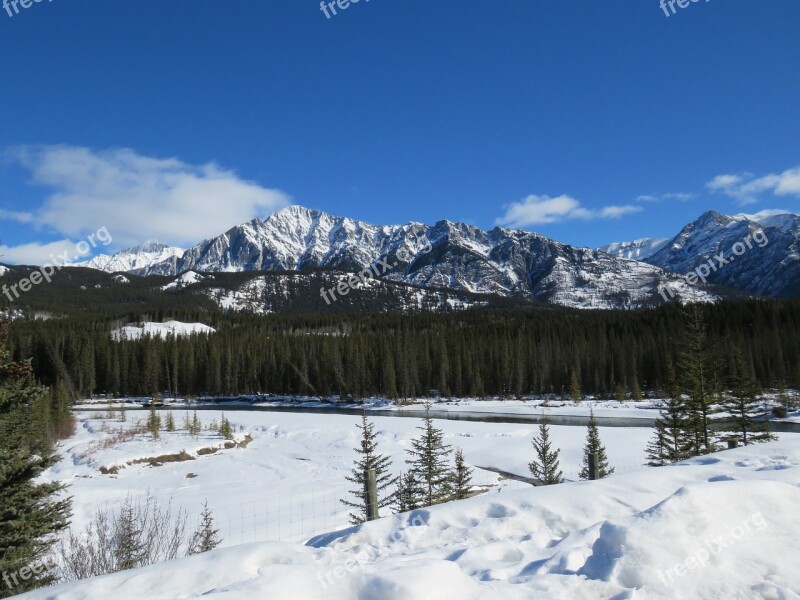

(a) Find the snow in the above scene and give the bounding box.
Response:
[161,270,208,290]
[0,265,9,276]
[23,411,800,600]
[40,409,653,542]
[75,242,185,273]
[600,238,670,261]
[110,321,216,340]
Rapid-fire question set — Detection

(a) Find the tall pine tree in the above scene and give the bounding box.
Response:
[528,420,564,485]
[341,413,398,524]
[646,358,694,466]
[578,411,614,480]
[406,403,453,506]
[680,305,719,455]
[0,321,71,597]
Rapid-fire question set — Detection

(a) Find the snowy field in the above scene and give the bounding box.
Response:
[23,409,800,599]
[39,409,653,549]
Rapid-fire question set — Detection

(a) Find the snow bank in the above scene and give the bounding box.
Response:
[21,437,800,599]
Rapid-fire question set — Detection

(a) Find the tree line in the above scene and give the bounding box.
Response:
[8,299,800,401]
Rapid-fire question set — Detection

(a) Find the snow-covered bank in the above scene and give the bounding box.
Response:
[22,439,800,599]
[386,398,662,420]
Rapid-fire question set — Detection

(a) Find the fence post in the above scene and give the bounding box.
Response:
[365,468,379,521]
[588,453,598,481]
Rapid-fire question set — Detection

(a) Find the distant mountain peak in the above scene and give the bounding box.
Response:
[603,210,800,298]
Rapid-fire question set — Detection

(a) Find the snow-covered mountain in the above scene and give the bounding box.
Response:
[79,206,715,310]
[603,210,800,298]
[598,238,669,261]
[76,241,185,273]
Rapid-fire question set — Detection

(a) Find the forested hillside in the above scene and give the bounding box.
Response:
[8,300,800,400]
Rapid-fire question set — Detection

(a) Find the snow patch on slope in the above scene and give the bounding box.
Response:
[111,321,216,340]
[161,271,209,290]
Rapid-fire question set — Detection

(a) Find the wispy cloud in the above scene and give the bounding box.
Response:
[0,208,34,223]
[707,166,800,205]
[496,194,642,228]
[636,192,696,203]
[7,145,291,247]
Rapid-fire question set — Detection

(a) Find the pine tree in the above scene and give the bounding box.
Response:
[680,305,718,455]
[450,448,473,500]
[113,498,146,571]
[646,358,694,466]
[394,471,423,513]
[341,413,398,524]
[165,412,176,433]
[182,411,191,432]
[0,321,71,597]
[191,411,202,439]
[218,414,233,440]
[528,420,564,485]
[406,403,453,506]
[723,351,776,446]
[187,501,221,555]
[147,404,161,441]
[615,383,626,402]
[645,420,670,467]
[570,369,582,403]
[578,411,614,480]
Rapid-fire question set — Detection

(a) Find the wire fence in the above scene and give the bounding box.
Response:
[215,482,351,546]
[211,461,648,547]
[212,468,504,547]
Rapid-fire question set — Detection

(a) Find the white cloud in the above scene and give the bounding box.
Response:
[0,209,34,223]
[740,208,793,220]
[636,192,695,203]
[707,166,800,205]
[496,194,642,228]
[9,145,291,247]
[0,239,78,265]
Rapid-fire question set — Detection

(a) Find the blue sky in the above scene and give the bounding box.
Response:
[1,0,799,263]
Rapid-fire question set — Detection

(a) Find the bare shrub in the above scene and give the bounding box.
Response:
[57,493,219,582]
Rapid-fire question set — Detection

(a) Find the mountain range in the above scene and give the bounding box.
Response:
[600,210,800,298]
[75,205,722,310]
